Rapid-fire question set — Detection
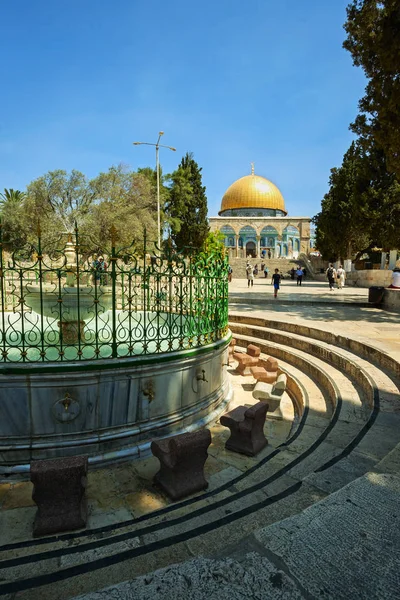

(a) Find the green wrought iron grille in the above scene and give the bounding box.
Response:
[0,224,229,363]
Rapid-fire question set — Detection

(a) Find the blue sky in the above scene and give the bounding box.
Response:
[0,0,366,218]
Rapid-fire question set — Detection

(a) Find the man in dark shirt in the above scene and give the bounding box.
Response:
[271,268,281,298]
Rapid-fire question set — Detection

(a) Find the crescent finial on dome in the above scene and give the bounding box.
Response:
[251,162,254,175]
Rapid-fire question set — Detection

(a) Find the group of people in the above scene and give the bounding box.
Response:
[245,261,281,297]
[326,264,346,290]
[234,260,347,296]
[245,262,270,286]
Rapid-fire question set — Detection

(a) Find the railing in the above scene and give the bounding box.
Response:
[0,224,229,363]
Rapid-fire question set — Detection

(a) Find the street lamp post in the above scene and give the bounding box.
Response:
[133,132,176,250]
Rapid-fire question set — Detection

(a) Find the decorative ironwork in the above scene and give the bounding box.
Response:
[0,224,229,363]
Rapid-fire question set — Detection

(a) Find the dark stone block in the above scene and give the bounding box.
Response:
[151,429,211,500]
[220,402,268,456]
[31,455,88,537]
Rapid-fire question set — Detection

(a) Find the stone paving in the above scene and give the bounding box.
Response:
[229,277,371,303]
[1,284,400,599]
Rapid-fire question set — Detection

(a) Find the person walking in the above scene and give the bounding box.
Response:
[271,268,281,298]
[336,265,346,289]
[253,264,258,277]
[295,266,303,286]
[326,263,337,291]
[290,267,295,280]
[302,267,307,279]
[264,265,269,279]
[246,262,254,288]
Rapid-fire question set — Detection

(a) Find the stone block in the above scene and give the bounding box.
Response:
[31,455,88,537]
[233,352,259,376]
[252,377,286,419]
[152,429,211,500]
[251,366,277,384]
[265,356,279,372]
[247,344,261,358]
[220,402,268,456]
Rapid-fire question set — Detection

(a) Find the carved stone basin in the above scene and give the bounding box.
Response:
[25,284,113,343]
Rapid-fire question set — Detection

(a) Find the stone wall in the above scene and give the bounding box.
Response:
[346,270,393,288]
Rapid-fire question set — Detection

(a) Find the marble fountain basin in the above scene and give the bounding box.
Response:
[25,283,113,322]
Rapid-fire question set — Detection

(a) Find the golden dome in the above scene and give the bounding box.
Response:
[220,173,286,215]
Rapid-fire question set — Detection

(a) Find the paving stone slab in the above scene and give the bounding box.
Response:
[255,473,400,600]
[72,552,305,600]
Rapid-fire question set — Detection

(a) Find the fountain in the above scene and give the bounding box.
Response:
[24,240,113,344]
[0,227,231,474]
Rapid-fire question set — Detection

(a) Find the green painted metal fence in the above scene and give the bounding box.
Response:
[0,224,229,363]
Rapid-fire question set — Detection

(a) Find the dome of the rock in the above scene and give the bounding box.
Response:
[219,173,286,216]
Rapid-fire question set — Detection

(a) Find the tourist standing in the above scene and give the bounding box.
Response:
[228,265,233,283]
[326,263,337,291]
[271,268,281,298]
[253,264,258,277]
[246,262,254,287]
[295,266,303,286]
[268,250,271,259]
[264,265,269,279]
[260,262,265,275]
[336,265,345,289]
[290,267,295,280]
[302,267,307,279]
[92,255,108,285]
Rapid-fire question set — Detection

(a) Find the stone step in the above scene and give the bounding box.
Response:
[229,257,307,279]
[1,322,399,599]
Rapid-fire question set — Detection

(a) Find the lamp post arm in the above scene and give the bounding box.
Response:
[156,145,161,249]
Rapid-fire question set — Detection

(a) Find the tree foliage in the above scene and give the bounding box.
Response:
[0,165,173,252]
[26,170,96,234]
[0,189,28,250]
[166,152,209,251]
[343,0,400,178]
[313,141,400,260]
[86,165,162,248]
[315,1,400,260]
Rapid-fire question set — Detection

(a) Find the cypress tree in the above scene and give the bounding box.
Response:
[167,152,209,251]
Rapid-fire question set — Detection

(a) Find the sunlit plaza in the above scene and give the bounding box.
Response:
[1,1,400,599]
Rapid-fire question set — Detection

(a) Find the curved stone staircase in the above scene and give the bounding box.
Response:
[0,314,399,599]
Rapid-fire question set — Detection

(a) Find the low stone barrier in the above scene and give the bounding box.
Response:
[31,455,88,537]
[220,402,268,456]
[152,429,211,500]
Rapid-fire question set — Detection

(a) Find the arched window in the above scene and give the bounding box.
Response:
[239,225,257,238]
[219,225,236,248]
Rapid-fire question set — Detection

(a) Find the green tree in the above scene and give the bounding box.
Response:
[0,189,28,250]
[314,140,400,260]
[203,230,226,260]
[166,152,209,251]
[343,0,400,178]
[87,164,160,249]
[26,170,96,237]
[0,188,26,210]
